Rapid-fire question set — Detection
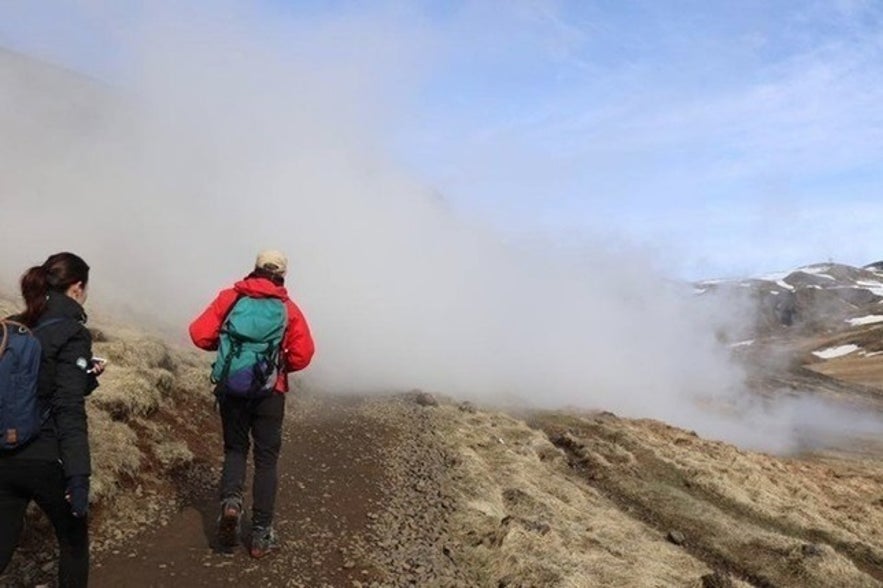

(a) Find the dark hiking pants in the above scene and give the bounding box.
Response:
[218,393,285,529]
[0,460,89,588]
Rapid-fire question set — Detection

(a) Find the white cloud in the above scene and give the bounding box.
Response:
[392,2,883,277]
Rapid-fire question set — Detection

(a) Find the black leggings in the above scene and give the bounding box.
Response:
[219,393,285,529]
[0,459,89,588]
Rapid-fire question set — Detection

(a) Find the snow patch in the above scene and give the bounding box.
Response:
[855,281,883,297]
[846,315,883,326]
[756,271,796,291]
[812,344,860,359]
[799,265,834,276]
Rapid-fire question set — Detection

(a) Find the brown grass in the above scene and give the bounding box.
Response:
[532,411,883,587]
[378,395,883,587]
[809,354,883,391]
[88,408,142,503]
[436,407,718,587]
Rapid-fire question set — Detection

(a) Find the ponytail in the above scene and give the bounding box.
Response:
[20,265,50,326]
[19,252,90,326]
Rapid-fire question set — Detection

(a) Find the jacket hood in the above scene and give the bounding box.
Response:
[233,277,290,300]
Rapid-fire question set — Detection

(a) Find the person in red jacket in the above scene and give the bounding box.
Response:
[189,250,314,558]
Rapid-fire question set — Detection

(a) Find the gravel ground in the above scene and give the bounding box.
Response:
[86,392,474,588]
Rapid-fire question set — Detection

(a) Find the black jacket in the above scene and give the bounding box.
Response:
[2,292,97,478]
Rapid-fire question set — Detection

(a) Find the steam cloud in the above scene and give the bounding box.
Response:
[1,4,880,453]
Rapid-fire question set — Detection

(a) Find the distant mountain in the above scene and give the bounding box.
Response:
[695,261,883,394]
[696,262,883,337]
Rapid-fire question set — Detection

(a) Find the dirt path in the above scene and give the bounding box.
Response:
[91,395,394,588]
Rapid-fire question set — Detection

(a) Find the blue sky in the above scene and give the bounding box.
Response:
[2,1,882,279]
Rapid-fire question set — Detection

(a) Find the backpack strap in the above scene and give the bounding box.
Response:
[216,338,243,383]
[0,320,33,358]
[32,317,69,333]
[0,318,77,358]
[0,321,9,357]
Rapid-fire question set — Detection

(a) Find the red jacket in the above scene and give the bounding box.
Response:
[189,277,315,392]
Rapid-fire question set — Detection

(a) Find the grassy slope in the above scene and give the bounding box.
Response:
[428,401,882,587]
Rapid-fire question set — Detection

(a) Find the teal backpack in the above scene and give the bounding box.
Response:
[211,297,287,399]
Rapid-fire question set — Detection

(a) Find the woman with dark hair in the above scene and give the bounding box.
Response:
[0,252,103,587]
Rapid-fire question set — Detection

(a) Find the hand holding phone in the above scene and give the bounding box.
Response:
[87,357,108,375]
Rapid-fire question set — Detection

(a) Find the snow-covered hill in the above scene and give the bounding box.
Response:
[697,262,883,336]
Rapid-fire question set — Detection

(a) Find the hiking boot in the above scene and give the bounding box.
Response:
[249,526,277,559]
[217,497,242,548]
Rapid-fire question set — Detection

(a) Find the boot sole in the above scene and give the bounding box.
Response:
[249,533,277,559]
[217,507,240,548]
[249,546,273,559]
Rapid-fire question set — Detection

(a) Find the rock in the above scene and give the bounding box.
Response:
[458,402,477,413]
[413,392,439,407]
[701,572,735,588]
[667,530,686,546]
[801,543,824,558]
[529,520,552,535]
[442,544,455,561]
[551,431,591,456]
